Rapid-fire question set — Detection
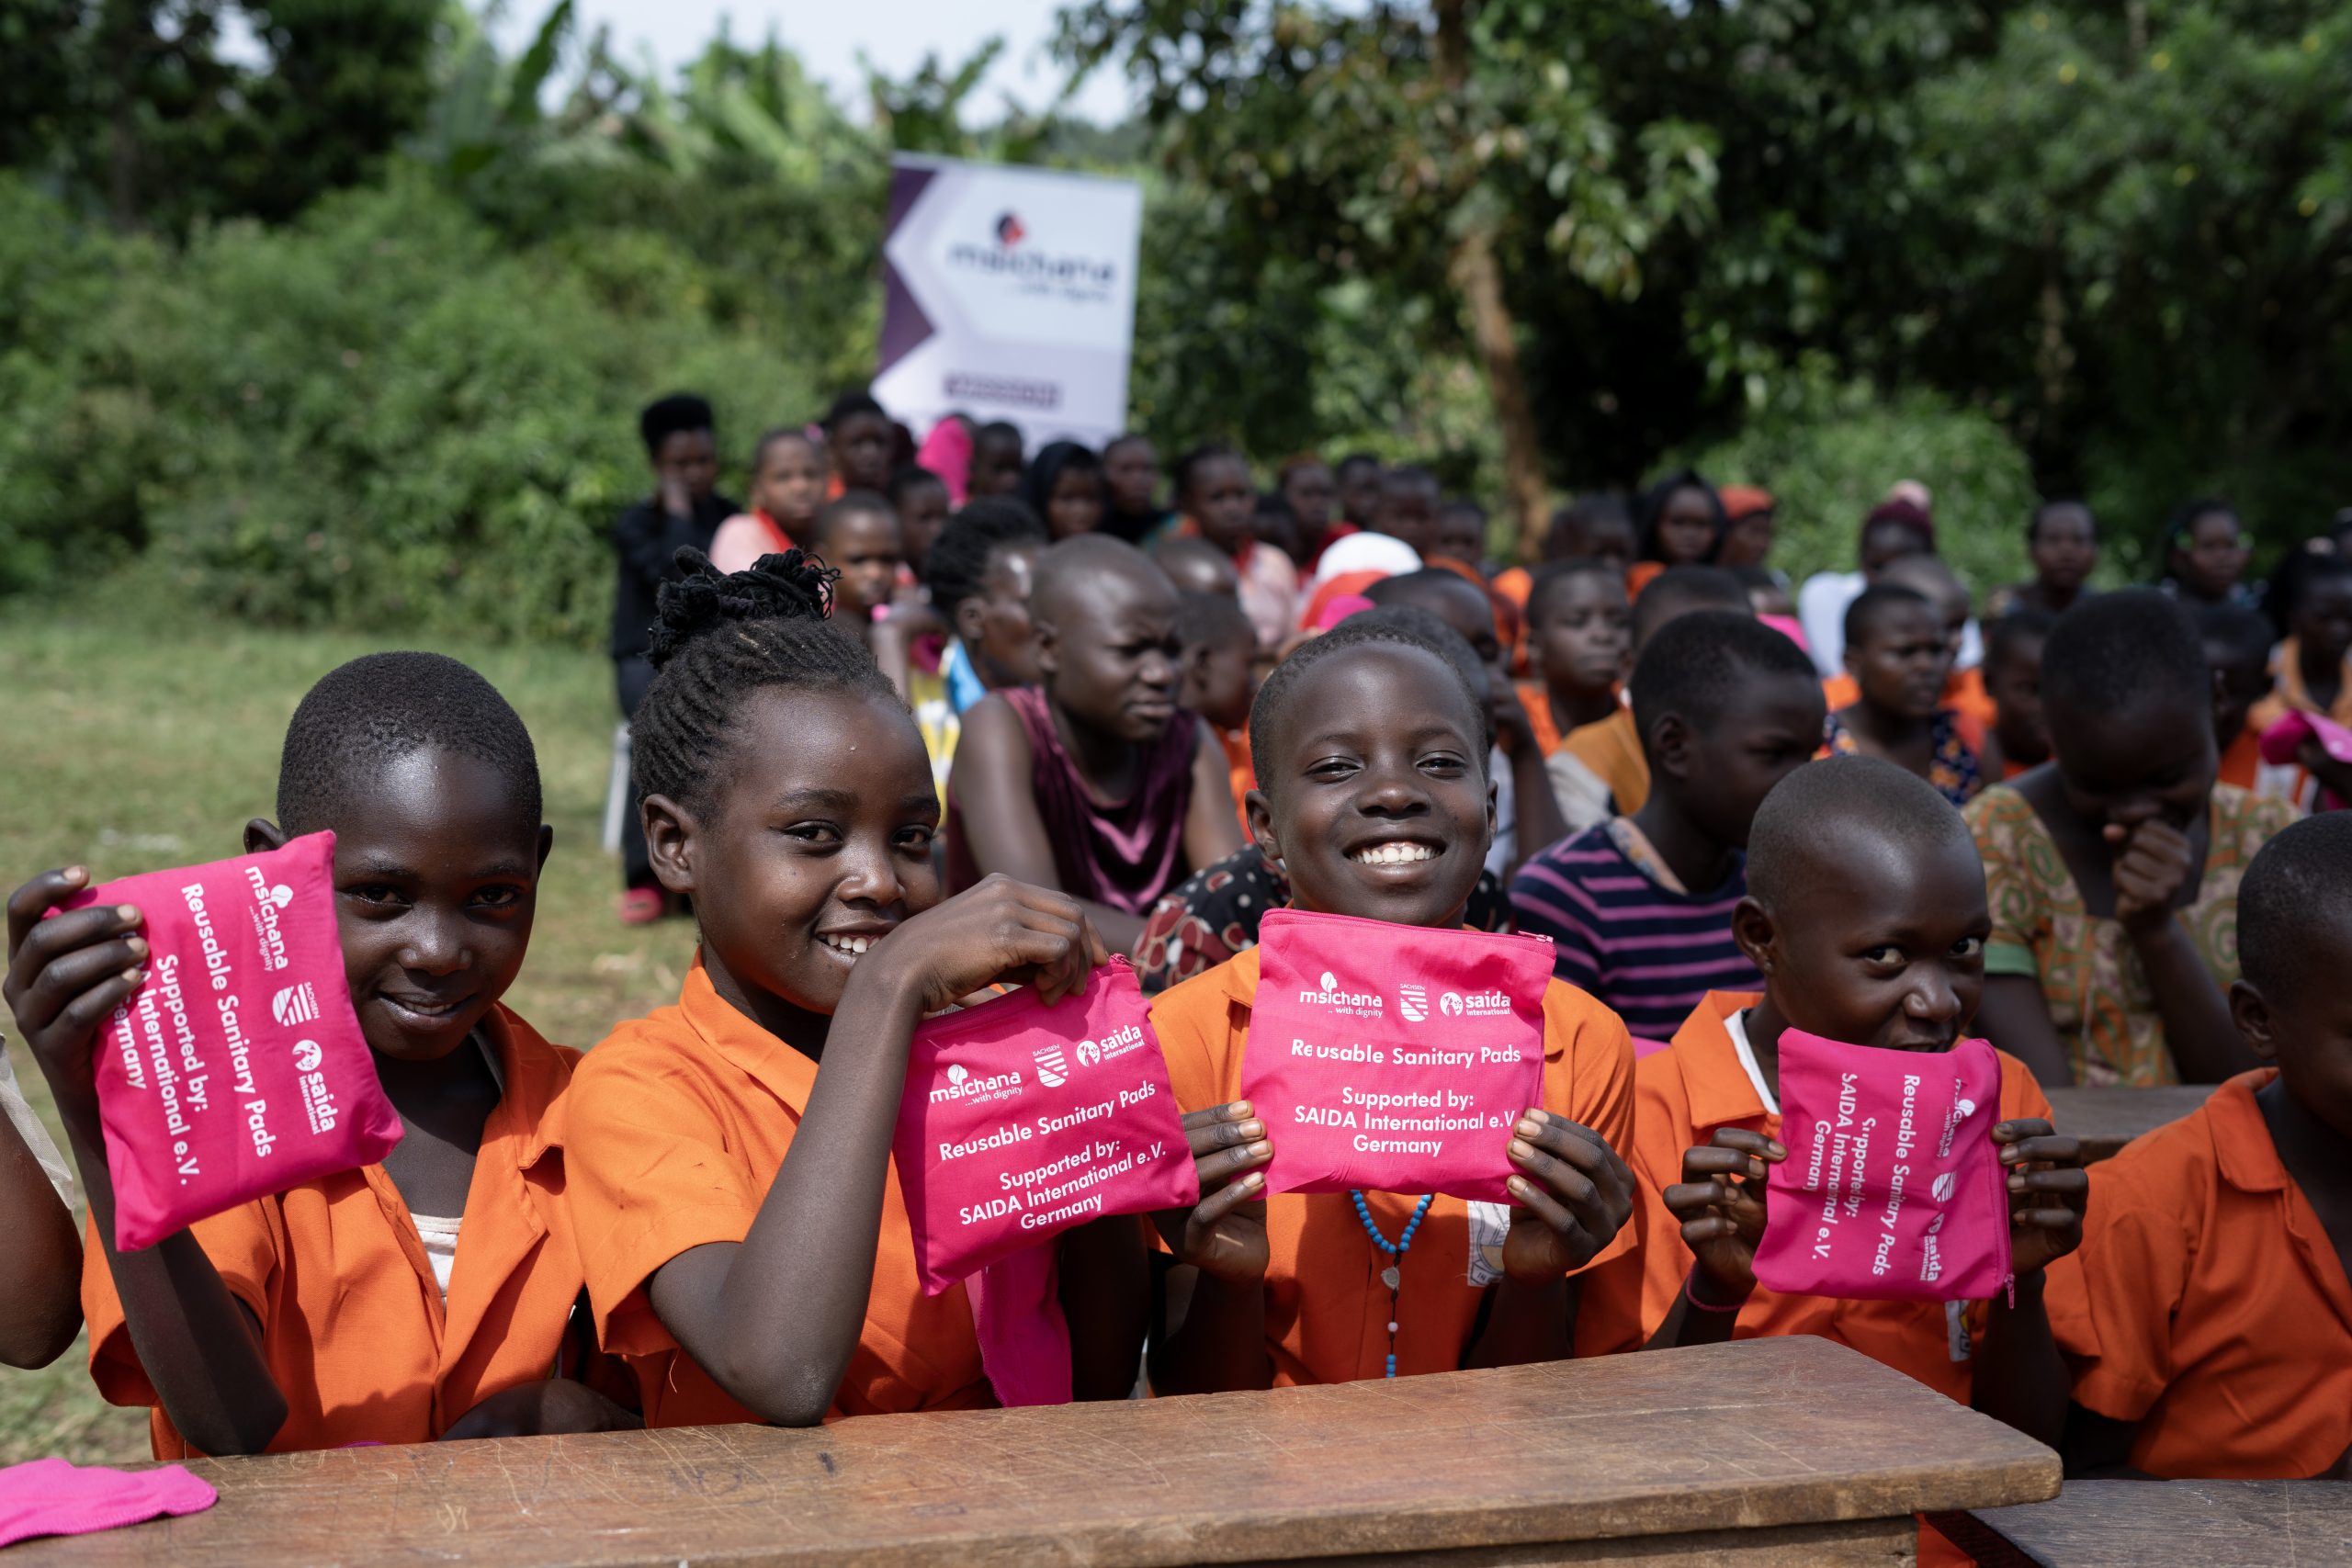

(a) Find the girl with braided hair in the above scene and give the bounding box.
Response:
[564,549,1148,1426]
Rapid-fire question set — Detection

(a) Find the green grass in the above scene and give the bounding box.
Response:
[0,594,697,1463]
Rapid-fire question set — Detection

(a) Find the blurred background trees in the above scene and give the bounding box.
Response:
[1,0,2346,640]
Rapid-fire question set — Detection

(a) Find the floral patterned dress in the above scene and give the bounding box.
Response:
[1825,708,1982,807]
[1965,783,2298,1086]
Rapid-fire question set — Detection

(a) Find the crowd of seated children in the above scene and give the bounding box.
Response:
[1969,590,2295,1088]
[1511,611,1826,1042]
[1553,566,1754,834]
[944,536,1243,954]
[26,363,2352,1532]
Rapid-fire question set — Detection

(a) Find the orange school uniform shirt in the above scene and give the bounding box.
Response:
[1515,681,1564,758]
[2041,1069,2352,1479]
[1220,725,1256,836]
[565,959,989,1426]
[1149,946,1636,1384]
[1562,705,1648,817]
[82,1007,589,1458]
[1571,992,2052,1406]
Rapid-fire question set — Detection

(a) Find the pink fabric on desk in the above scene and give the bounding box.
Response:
[0,1459,216,1548]
[966,1246,1072,1407]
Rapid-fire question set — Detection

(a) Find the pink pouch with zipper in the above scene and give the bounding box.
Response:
[54,833,401,1250]
[1752,1030,2011,1303]
[1241,908,1551,1201]
[893,957,1196,1295]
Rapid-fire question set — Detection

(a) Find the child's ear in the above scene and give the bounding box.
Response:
[1033,615,1062,678]
[244,818,288,854]
[1245,787,1281,866]
[1651,712,1691,783]
[1841,638,1865,680]
[641,795,700,897]
[1730,896,1777,976]
[955,597,988,647]
[2228,978,2279,1065]
[535,823,555,874]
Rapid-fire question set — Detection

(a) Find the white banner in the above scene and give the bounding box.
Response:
[873,155,1144,452]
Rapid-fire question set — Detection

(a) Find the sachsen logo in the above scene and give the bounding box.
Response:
[272,982,320,1028]
[1397,984,1429,1023]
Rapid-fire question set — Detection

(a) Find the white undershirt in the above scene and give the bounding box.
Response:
[411,1213,461,1299]
[1722,1009,1780,1117]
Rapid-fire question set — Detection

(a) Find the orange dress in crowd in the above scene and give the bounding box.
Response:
[1822,667,1995,754]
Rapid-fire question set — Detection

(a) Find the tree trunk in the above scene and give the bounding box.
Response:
[1431,0,1548,561]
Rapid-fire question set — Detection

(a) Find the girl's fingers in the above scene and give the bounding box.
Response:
[1193,1139,1272,1184]
[1999,1134,2079,1167]
[1507,1137,1599,1213]
[1183,1111,1266,1158]
[1663,1179,1735,1217]
[1682,1145,1770,1183]
[21,935,148,1016]
[1679,1212,1737,1247]
[1711,1126,1787,1160]
[6,869,95,960]
[50,964,146,1044]
[1181,1100,1253,1131]
[1991,1118,2054,1143]
[1503,1172,1581,1242]
[1189,1168,1265,1228]
[7,902,140,996]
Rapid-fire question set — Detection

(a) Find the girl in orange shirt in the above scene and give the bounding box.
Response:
[564,550,1146,1427]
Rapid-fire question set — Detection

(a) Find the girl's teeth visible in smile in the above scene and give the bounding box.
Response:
[1351,842,1435,865]
[820,933,876,956]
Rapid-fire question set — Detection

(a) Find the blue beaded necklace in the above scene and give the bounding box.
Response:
[1351,1190,1434,1378]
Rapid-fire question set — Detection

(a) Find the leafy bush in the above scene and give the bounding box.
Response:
[1685,363,2037,600]
[0,171,818,647]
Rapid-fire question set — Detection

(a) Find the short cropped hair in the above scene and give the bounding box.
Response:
[2238,813,2352,1002]
[923,500,1047,623]
[277,653,541,836]
[1633,565,1750,647]
[2042,588,2210,717]
[1174,589,1252,651]
[1630,610,1820,743]
[1843,584,1935,648]
[1747,753,1970,912]
[1524,558,1623,626]
[639,392,714,456]
[1985,607,2058,671]
[2195,602,2276,673]
[1248,607,1487,788]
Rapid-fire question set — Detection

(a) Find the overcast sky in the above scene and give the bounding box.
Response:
[490,0,1140,123]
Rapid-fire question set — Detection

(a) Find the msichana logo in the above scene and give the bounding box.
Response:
[1319,971,1339,993]
[272,982,320,1028]
[994,211,1026,246]
[930,1062,1023,1104]
[1397,984,1429,1023]
[1034,1044,1069,1088]
[947,1064,970,1086]
[1297,971,1383,1018]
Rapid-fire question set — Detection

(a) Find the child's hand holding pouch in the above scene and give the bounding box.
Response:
[1751,1030,2011,1303]
[53,833,401,1250]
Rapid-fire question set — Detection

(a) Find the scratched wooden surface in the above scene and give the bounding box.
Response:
[15,1337,2056,1568]
[1941,1479,2352,1567]
[2042,1086,2214,1164]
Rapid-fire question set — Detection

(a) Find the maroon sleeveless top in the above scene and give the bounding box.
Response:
[946,686,1198,914]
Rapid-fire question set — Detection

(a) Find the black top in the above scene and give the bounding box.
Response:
[1100,504,1175,546]
[609,492,740,660]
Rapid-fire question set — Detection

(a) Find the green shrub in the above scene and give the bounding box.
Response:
[1685,364,2037,602]
[0,170,819,647]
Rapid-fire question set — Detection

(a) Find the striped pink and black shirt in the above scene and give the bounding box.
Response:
[1507,823,1758,1037]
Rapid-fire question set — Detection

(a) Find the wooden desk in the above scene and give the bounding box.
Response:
[1939,1478,2352,1566]
[2043,1085,2215,1163]
[16,1337,2055,1567]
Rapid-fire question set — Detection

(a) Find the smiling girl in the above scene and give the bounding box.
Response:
[564,551,1146,1426]
[1146,612,1636,1393]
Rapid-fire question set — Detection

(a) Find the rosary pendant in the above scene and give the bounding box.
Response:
[1381,1264,1401,1292]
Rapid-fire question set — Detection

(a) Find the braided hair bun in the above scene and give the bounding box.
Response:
[648,548,837,669]
[631,548,903,812]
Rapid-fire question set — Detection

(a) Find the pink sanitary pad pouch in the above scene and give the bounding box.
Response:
[1753,1030,2011,1303]
[56,833,402,1249]
[1242,908,1551,1201]
[0,1459,216,1548]
[894,957,1196,1295]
